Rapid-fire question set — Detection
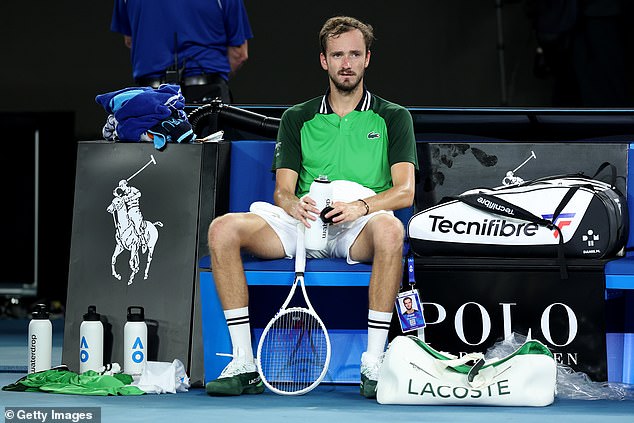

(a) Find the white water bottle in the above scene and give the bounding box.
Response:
[79,305,104,373]
[28,304,52,374]
[124,306,147,376]
[305,175,333,250]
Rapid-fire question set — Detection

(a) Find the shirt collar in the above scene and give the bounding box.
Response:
[319,86,372,114]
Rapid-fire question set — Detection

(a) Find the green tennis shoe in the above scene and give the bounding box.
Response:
[360,372,378,398]
[205,356,264,396]
[360,352,382,399]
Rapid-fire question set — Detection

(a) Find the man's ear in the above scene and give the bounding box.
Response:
[320,52,328,71]
[365,50,371,68]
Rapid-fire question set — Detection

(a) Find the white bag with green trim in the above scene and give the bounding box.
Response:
[376,335,556,406]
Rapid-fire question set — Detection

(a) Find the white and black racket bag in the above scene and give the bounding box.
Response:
[408,166,628,261]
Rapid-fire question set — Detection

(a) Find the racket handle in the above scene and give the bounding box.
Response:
[296,223,306,273]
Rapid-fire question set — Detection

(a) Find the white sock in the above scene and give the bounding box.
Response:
[224,307,253,361]
[366,309,392,359]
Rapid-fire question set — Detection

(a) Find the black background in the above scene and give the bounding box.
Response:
[3,1,634,141]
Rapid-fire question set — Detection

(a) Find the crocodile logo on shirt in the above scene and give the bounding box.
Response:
[367,131,381,139]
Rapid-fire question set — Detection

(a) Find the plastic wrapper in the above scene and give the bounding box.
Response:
[484,333,634,400]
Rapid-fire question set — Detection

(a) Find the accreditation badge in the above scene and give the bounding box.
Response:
[395,289,426,333]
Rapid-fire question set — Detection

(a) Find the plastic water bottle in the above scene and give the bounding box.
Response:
[124,306,147,376]
[305,175,332,250]
[28,303,52,374]
[79,305,104,373]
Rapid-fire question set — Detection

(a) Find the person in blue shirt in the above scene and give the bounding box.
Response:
[111,0,253,104]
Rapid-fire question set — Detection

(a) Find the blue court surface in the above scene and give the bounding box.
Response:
[2,318,634,423]
[2,373,634,423]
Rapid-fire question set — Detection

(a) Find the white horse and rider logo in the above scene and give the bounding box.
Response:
[106,155,163,285]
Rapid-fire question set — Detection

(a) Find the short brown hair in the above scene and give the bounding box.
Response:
[319,16,375,54]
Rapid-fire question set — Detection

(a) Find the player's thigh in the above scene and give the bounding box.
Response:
[209,213,283,256]
[242,214,287,259]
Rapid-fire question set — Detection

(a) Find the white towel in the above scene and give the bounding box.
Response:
[132,359,190,394]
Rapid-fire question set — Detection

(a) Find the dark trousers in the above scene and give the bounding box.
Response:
[135,74,233,105]
[182,79,232,104]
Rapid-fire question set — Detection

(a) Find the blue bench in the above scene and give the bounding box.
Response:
[602,144,634,383]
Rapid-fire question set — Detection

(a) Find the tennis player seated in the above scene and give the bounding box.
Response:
[204,15,418,398]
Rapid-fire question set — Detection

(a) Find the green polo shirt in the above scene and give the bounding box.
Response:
[273,89,418,198]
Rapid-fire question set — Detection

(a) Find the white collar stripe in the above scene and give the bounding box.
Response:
[319,89,371,114]
[361,91,372,111]
[320,96,328,114]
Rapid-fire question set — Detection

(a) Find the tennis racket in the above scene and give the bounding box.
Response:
[256,223,331,395]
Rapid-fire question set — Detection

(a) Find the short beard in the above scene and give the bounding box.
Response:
[330,72,363,94]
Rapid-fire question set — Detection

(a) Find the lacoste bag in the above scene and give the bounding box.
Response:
[376,336,556,406]
[408,167,628,261]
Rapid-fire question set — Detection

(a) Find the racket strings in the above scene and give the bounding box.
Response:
[258,309,328,393]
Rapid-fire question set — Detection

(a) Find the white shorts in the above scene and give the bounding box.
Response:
[249,180,393,264]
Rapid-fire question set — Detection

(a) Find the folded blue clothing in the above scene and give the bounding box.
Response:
[95,84,191,145]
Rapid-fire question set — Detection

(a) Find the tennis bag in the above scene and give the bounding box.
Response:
[376,335,557,406]
[408,169,628,260]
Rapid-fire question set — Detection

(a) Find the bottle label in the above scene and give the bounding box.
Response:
[80,336,89,363]
[131,336,145,363]
[29,334,37,373]
[306,178,333,249]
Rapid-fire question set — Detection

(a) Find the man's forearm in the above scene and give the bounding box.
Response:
[273,188,299,216]
[361,184,414,213]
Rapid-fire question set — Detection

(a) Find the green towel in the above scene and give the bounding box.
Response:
[2,366,145,396]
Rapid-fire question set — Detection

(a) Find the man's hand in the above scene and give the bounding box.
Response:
[228,41,249,77]
[290,196,321,228]
[322,200,367,224]
[275,168,324,227]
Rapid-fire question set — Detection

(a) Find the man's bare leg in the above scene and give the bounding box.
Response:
[350,213,404,397]
[208,212,285,356]
[205,212,287,395]
[208,212,286,309]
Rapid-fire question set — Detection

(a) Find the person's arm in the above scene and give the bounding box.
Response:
[228,41,249,77]
[274,168,321,228]
[325,162,416,224]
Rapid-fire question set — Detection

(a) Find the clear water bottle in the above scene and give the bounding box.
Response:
[79,305,104,373]
[124,306,147,376]
[28,303,52,374]
[305,175,332,250]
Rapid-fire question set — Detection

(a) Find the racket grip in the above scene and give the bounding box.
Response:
[296,223,306,273]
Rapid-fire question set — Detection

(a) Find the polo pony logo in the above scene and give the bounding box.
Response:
[106,155,164,285]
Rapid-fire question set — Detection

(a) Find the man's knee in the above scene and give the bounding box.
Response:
[371,214,404,249]
[208,213,242,249]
